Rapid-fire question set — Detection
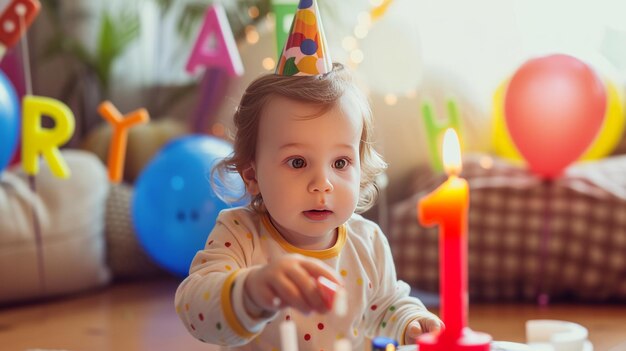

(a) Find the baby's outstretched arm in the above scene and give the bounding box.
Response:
[360,221,442,344]
[243,253,342,317]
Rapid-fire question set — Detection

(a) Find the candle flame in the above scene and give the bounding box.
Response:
[442,128,462,175]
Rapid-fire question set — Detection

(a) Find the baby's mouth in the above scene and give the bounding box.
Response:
[302,209,333,221]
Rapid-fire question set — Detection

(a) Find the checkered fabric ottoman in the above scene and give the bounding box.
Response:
[389,154,626,301]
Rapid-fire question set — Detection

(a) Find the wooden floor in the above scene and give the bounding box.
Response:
[1,278,625,351]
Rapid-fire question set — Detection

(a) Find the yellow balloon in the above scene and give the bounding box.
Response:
[492,79,523,163]
[492,79,625,162]
[580,81,625,161]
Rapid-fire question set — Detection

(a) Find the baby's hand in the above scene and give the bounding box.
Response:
[403,313,443,345]
[243,254,342,316]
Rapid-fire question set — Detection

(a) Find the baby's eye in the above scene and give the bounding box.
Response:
[288,157,306,169]
[334,158,350,169]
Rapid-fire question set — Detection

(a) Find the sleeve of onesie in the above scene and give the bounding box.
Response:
[362,223,438,345]
[175,210,277,346]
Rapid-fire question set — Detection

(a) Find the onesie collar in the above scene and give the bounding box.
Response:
[260,212,346,259]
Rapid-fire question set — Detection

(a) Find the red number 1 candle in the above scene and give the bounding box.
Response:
[417,129,492,351]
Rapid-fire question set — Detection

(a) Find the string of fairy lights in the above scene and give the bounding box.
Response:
[240,0,406,106]
[211,1,404,137]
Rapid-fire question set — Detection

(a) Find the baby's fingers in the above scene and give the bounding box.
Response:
[269,273,312,314]
[418,312,443,333]
[249,284,281,312]
[404,320,423,345]
[299,258,342,286]
[285,265,327,313]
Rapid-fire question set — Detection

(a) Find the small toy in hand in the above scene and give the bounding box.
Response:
[317,276,347,316]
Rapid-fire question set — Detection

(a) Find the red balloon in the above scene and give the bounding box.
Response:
[504,54,606,179]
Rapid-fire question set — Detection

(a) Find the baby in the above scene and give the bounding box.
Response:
[175,63,441,350]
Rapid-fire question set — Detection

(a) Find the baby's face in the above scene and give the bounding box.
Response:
[251,96,362,247]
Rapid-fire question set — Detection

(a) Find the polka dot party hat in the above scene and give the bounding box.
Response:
[275,0,333,76]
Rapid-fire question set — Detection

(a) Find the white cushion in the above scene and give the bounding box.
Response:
[0,150,110,303]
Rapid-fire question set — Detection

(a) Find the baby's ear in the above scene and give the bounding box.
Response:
[241,165,260,195]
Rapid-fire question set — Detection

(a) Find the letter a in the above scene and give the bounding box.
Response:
[186,3,243,76]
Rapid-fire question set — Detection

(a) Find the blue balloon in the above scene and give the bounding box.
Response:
[132,135,247,276]
[0,70,19,172]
